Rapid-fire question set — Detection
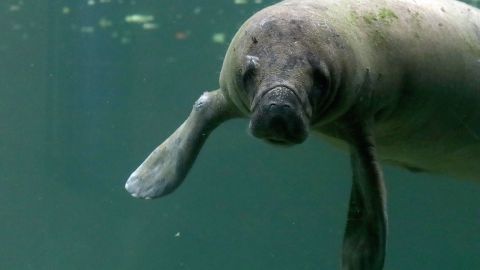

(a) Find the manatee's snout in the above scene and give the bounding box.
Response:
[250,86,309,145]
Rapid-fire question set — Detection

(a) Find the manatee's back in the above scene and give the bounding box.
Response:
[352,0,480,180]
[277,0,480,180]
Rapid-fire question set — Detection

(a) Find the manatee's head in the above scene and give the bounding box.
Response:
[220,9,344,146]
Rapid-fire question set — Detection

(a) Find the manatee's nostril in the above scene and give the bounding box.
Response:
[267,102,292,113]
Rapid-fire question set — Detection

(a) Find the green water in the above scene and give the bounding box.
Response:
[1,0,479,269]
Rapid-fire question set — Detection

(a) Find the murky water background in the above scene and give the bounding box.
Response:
[1,0,479,269]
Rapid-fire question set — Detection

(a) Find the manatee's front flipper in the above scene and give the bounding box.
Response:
[342,122,387,270]
[125,89,240,199]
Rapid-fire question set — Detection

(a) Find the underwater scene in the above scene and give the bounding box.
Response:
[1,0,480,269]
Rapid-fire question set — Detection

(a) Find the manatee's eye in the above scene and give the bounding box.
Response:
[309,66,330,114]
[241,55,260,98]
[307,56,330,107]
[243,55,259,84]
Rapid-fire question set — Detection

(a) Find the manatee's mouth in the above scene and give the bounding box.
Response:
[249,86,309,145]
[265,137,294,146]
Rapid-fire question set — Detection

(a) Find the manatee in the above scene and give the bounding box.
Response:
[125,0,480,269]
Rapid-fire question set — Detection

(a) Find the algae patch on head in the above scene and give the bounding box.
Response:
[378,8,398,23]
[348,10,360,24]
[362,12,377,25]
[363,8,398,25]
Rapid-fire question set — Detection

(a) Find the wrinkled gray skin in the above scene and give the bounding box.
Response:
[125,0,480,269]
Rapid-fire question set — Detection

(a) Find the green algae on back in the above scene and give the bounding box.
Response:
[349,7,399,47]
[363,8,398,25]
[378,8,398,22]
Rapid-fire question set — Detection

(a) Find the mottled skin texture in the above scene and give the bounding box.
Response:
[125,0,480,269]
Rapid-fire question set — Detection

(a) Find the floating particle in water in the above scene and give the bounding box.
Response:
[120,36,131,44]
[193,7,202,15]
[175,31,188,40]
[142,23,158,30]
[174,232,181,237]
[166,56,177,64]
[12,24,23,31]
[175,13,184,20]
[234,0,248,4]
[125,14,154,24]
[212,33,226,44]
[9,5,21,11]
[87,0,95,6]
[62,6,71,14]
[80,26,95,34]
[98,18,113,28]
